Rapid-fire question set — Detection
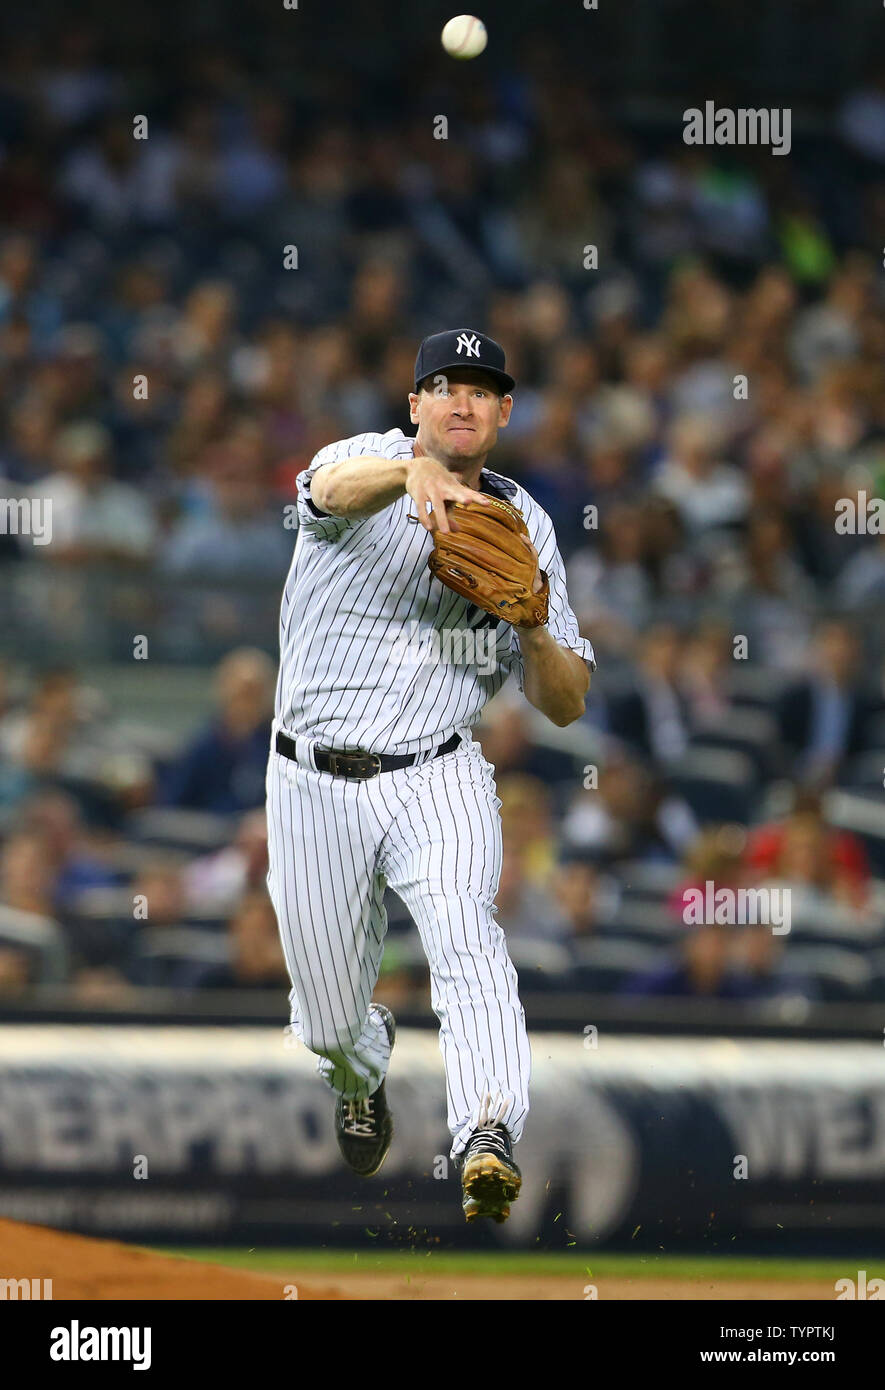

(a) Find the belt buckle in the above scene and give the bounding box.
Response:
[328,748,382,778]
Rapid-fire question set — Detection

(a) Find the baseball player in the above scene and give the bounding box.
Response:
[266,329,595,1223]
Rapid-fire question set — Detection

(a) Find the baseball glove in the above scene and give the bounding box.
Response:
[427,498,550,628]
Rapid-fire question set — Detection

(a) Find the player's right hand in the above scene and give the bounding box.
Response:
[405,457,490,534]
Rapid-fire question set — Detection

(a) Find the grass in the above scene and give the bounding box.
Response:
[156,1247,866,1283]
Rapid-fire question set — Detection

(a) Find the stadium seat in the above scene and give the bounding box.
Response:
[598,900,682,942]
[670,747,757,825]
[180,912,229,933]
[690,706,781,779]
[782,944,872,1002]
[130,927,232,988]
[824,790,885,875]
[568,937,667,992]
[90,664,215,742]
[869,878,885,920]
[840,749,885,792]
[781,890,884,948]
[125,807,236,853]
[862,712,885,748]
[66,885,134,920]
[505,938,574,991]
[0,905,68,984]
[63,886,134,970]
[727,666,792,711]
[867,949,885,1002]
[614,859,682,903]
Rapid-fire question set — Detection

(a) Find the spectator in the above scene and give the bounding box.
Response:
[162,438,291,581]
[1,392,59,485]
[171,280,238,375]
[554,854,619,939]
[190,891,289,989]
[0,947,34,992]
[218,96,288,219]
[621,922,752,1000]
[0,829,58,917]
[0,234,62,352]
[34,421,157,563]
[746,792,871,914]
[839,63,885,163]
[731,923,818,1004]
[837,529,885,605]
[494,843,570,941]
[476,698,579,803]
[60,112,180,228]
[159,648,274,813]
[119,856,191,984]
[775,620,878,786]
[562,755,698,863]
[131,857,187,927]
[680,619,736,728]
[0,669,113,787]
[184,807,268,911]
[21,788,121,910]
[606,622,691,766]
[496,774,559,888]
[652,413,749,536]
[568,503,652,649]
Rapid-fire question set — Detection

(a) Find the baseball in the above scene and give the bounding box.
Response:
[441,15,487,60]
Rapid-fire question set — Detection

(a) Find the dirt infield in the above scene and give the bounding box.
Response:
[268,1273,835,1300]
[0,1220,340,1300]
[0,1220,839,1299]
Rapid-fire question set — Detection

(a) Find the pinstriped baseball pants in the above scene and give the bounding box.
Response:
[265,737,531,1158]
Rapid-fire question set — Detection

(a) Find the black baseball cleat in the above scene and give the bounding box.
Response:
[460,1123,522,1224]
[334,1004,396,1178]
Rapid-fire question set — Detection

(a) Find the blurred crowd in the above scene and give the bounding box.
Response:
[2,25,885,1011]
[0,643,883,1012]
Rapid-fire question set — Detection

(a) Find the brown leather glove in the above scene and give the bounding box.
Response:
[427,498,550,628]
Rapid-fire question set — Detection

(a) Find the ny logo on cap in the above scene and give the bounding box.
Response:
[455,332,481,358]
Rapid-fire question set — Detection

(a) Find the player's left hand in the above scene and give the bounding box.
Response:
[427,498,550,629]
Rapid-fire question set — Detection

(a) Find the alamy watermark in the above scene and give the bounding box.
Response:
[834,491,884,534]
[682,881,791,935]
[683,101,791,156]
[390,621,497,675]
[50,1322,151,1369]
[0,497,52,545]
[1,1276,53,1299]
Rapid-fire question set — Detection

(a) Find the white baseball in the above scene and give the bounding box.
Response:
[441,15,488,60]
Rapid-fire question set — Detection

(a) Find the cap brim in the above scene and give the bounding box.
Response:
[415,363,515,394]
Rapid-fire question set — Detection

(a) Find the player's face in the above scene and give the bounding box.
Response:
[409,372,512,468]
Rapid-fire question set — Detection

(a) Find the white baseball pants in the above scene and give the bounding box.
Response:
[265,734,531,1157]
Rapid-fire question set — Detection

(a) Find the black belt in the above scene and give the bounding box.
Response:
[275,730,461,779]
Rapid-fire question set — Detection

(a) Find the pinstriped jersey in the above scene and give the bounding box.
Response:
[274,428,596,755]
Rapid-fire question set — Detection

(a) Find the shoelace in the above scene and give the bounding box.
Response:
[341,1097,377,1138]
[466,1123,508,1156]
[465,1124,510,1160]
[463,1091,512,1160]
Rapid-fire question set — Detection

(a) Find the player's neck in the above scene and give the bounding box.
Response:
[413,434,485,491]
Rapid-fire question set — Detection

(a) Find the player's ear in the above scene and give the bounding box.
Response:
[408,391,420,424]
[498,394,513,427]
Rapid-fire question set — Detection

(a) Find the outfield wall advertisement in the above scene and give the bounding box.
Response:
[0,1027,882,1251]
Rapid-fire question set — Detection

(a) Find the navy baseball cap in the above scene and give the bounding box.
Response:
[413,329,515,395]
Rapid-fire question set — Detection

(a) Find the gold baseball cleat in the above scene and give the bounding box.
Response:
[460,1125,522,1223]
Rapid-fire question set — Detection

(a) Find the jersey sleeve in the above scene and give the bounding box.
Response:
[295,434,385,540]
[506,502,597,690]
